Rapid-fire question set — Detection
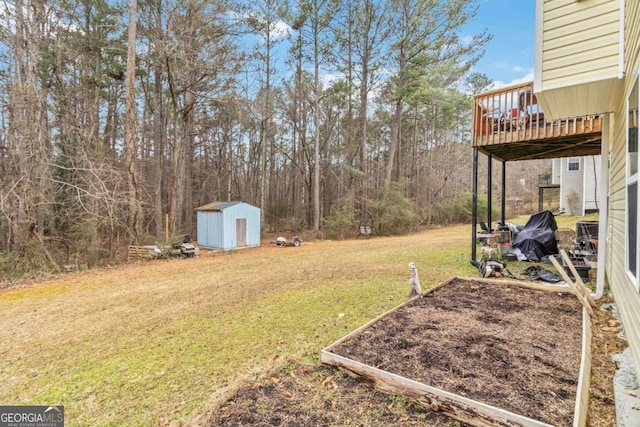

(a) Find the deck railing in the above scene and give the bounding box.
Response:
[472,81,602,149]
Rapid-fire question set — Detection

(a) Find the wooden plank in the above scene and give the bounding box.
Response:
[574,309,592,427]
[548,256,595,318]
[457,275,572,293]
[559,249,597,308]
[127,245,160,261]
[321,350,555,427]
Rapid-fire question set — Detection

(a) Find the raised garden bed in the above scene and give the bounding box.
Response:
[321,276,591,427]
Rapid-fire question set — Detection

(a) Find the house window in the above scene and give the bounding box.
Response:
[627,77,639,290]
[568,157,580,171]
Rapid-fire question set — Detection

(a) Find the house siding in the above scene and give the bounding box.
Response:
[541,0,620,90]
[552,158,562,185]
[551,156,601,215]
[562,158,585,215]
[583,156,601,212]
[606,0,640,381]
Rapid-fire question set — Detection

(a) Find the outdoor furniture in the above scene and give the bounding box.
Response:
[477,222,493,246]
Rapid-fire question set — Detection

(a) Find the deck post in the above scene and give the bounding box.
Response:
[501,161,506,226]
[471,148,479,266]
[487,155,492,232]
[539,186,543,212]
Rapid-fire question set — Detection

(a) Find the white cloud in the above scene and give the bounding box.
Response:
[244,11,293,43]
[320,72,342,87]
[491,70,534,89]
[271,20,292,40]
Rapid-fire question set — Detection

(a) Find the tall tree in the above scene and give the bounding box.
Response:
[6,0,52,251]
[125,0,141,243]
[0,0,502,273]
[291,0,336,230]
[384,0,490,188]
[245,0,287,232]
[343,0,390,221]
[164,0,237,234]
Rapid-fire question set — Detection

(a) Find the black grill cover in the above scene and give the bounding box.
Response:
[512,211,559,261]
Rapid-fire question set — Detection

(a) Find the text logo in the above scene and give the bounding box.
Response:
[0,406,64,427]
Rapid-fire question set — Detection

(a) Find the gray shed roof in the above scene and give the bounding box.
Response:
[195,201,259,212]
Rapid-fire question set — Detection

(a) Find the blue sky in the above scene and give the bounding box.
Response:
[465,0,536,87]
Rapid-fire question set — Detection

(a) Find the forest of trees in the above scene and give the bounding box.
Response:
[0,0,549,274]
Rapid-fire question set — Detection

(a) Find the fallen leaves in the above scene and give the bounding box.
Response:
[321,375,338,392]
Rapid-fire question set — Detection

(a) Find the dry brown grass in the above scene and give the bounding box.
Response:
[0,225,475,426]
[0,218,621,426]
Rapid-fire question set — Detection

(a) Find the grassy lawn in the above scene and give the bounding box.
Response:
[0,217,594,426]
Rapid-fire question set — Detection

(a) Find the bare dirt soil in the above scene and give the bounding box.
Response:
[331,279,583,426]
[204,363,466,426]
[204,278,626,427]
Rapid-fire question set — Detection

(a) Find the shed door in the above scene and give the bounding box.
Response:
[236,218,247,247]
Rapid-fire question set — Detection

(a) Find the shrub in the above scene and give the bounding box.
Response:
[323,203,357,240]
[370,184,417,236]
[566,190,580,215]
[428,192,500,225]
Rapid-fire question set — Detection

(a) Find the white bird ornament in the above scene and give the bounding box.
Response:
[408,262,422,298]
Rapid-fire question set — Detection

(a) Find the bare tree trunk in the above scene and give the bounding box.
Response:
[385,97,403,188]
[125,0,140,243]
[313,13,321,231]
[103,90,118,151]
[8,0,49,251]
[153,0,165,239]
[260,16,273,235]
[83,0,101,148]
[180,87,195,233]
[292,30,303,225]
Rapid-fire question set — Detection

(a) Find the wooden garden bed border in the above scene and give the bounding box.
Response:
[321,276,592,427]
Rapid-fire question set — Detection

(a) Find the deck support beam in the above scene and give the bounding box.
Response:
[487,155,493,232]
[471,147,479,266]
[501,161,506,226]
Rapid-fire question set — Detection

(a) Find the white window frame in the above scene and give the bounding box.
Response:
[626,76,639,291]
[567,157,580,171]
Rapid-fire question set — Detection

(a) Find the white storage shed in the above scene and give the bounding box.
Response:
[195,201,261,250]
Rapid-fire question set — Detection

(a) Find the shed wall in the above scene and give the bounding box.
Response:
[196,202,261,250]
[196,211,223,249]
[219,203,261,250]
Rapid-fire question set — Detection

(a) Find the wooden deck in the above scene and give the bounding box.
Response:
[472,82,602,161]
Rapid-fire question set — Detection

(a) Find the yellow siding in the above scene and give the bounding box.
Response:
[543,56,619,82]
[627,0,640,77]
[544,31,618,58]
[606,0,640,381]
[541,0,620,90]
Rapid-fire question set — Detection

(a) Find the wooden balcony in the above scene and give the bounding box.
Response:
[472,82,602,162]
